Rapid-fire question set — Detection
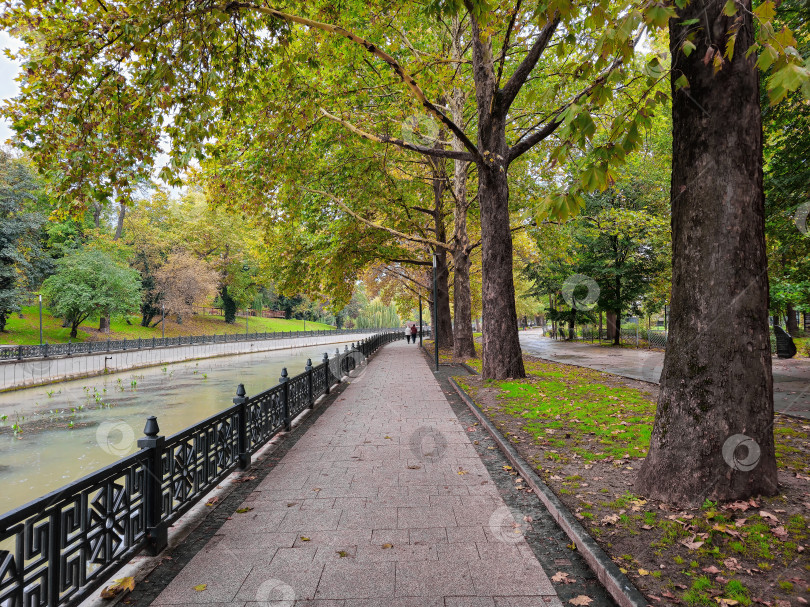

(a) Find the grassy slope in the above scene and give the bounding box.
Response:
[448,338,809,607]
[0,306,334,345]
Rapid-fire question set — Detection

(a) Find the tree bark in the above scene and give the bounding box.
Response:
[636,0,777,505]
[478,161,525,378]
[99,316,110,333]
[468,14,525,379]
[606,311,617,341]
[114,202,126,241]
[786,302,798,335]
[449,23,476,360]
[431,159,454,349]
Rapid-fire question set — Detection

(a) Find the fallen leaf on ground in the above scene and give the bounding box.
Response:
[772,525,788,539]
[205,497,219,507]
[300,537,311,542]
[336,550,348,557]
[381,543,393,549]
[569,596,593,606]
[638,569,650,576]
[723,557,741,570]
[703,566,722,574]
[552,572,575,583]
[235,507,253,513]
[681,536,705,550]
[601,514,620,525]
[193,584,207,592]
[407,465,421,470]
[759,510,779,522]
[100,577,135,599]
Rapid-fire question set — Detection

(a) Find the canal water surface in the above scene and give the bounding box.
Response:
[0,340,358,514]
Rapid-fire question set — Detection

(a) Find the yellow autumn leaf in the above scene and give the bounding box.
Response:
[193,584,207,592]
[300,536,311,541]
[100,577,135,599]
[638,568,650,576]
[753,0,776,21]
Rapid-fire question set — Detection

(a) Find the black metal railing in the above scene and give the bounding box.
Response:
[0,330,405,607]
[545,324,668,349]
[0,327,403,363]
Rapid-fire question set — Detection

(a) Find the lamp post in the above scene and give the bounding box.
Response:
[38,293,43,346]
[418,294,423,347]
[432,254,439,372]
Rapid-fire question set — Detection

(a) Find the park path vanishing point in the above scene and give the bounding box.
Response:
[148,340,566,607]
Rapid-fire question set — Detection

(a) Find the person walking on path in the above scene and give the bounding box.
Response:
[410,323,418,344]
[406,326,411,344]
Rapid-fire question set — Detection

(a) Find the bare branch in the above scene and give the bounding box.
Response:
[507,55,624,163]
[496,0,522,88]
[498,13,561,114]
[320,109,477,161]
[305,187,454,251]
[229,3,480,158]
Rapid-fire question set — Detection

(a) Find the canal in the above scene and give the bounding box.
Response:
[0,340,358,514]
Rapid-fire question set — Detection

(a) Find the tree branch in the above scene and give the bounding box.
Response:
[381,256,433,266]
[498,13,561,114]
[507,55,624,163]
[305,187,454,251]
[229,3,480,158]
[496,0,522,89]
[320,109,476,161]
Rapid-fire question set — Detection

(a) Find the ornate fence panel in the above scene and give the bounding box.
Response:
[0,330,404,607]
[160,409,241,524]
[0,453,149,607]
[244,385,286,452]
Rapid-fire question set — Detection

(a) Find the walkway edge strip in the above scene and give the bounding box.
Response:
[448,376,650,607]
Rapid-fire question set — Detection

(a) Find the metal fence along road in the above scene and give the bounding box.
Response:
[0,328,402,363]
[0,330,409,607]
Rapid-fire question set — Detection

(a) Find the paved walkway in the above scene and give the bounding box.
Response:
[150,340,565,606]
[519,331,810,418]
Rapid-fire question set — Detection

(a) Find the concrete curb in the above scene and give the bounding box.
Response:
[449,376,650,607]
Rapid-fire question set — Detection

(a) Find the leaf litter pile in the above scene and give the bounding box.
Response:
[456,354,809,607]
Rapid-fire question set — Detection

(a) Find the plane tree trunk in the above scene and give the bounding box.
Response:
[636,0,777,505]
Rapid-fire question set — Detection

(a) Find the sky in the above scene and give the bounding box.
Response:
[0,31,22,145]
[0,31,178,194]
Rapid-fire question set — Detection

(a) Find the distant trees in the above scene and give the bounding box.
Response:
[41,249,141,338]
[0,152,49,331]
[154,252,219,323]
[526,187,669,341]
[354,298,400,330]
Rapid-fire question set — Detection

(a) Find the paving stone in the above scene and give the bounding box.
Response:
[394,561,475,597]
[444,598,496,607]
[235,562,324,602]
[314,562,395,599]
[151,549,260,604]
[140,342,576,607]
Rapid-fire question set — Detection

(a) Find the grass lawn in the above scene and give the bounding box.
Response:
[0,306,335,345]
[448,339,809,607]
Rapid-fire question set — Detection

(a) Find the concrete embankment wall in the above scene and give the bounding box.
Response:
[0,332,377,392]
